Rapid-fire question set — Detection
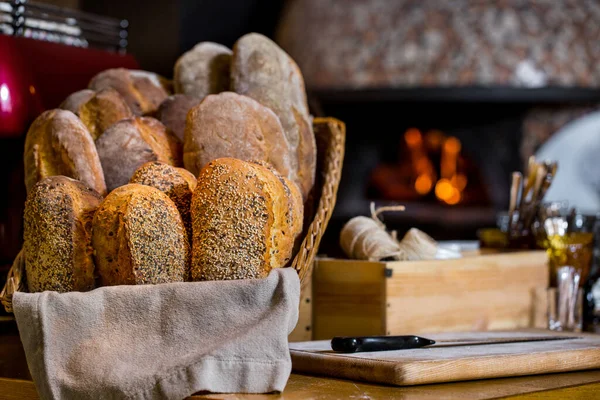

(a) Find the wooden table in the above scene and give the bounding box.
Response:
[1,327,599,400]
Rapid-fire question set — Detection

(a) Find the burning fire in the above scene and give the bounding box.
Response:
[404,128,467,205]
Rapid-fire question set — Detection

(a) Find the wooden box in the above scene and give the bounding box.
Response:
[312,251,549,340]
[289,278,313,342]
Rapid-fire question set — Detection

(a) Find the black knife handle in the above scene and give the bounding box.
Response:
[331,335,435,353]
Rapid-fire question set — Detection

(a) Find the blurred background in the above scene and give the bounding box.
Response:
[1,0,600,261]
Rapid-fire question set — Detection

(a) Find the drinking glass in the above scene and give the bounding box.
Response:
[543,212,595,331]
[547,268,583,332]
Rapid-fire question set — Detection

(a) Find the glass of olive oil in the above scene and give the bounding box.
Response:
[544,213,595,331]
[546,232,594,288]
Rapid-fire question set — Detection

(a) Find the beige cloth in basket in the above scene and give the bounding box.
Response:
[13,268,300,400]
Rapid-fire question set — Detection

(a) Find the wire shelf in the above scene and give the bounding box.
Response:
[1,0,128,53]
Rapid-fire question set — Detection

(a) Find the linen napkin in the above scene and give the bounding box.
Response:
[13,268,300,400]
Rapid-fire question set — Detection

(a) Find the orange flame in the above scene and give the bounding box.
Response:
[415,174,433,195]
[403,129,466,205]
[404,128,422,148]
[435,178,462,205]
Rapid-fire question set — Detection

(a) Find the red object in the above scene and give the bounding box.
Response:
[0,36,141,272]
[0,36,42,136]
[0,35,139,137]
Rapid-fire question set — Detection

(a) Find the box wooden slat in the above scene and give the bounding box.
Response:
[313,251,548,340]
[289,278,313,342]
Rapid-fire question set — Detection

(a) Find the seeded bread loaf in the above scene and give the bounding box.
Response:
[231,33,316,200]
[184,92,293,178]
[23,109,107,196]
[89,68,170,115]
[174,42,232,99]
[24,176,103,293]
[95,117,182,192]
[92,183,187,286]
[61,88,133,140]
[191,158,303,281]
[130,161,197,244]
[156,94,199,142]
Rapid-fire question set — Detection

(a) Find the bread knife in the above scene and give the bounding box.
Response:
[331,335,579,353]
[331,335,435,353]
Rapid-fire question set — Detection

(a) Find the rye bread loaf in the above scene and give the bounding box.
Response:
[184,92,293,178]
[191,158,302,281]
[24,176,102,293]
[174,42,232,99]
[23,109,107,196]
[231,33,316,200]
[62,88,133,140]
[89,68,170,115]
[130,161,197,244]
[59,89,95,114]
[92,183,187,286]
[156,94,199,142]
[95,117,182,192]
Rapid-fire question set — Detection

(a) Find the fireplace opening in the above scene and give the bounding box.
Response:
[368,127,489,207]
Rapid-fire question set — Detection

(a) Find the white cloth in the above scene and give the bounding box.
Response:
[535,111,600,214]
[13,268,300,400]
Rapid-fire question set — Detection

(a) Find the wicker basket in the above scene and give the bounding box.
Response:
[0,117,345,313]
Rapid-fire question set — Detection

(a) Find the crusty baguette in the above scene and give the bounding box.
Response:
[231,33,316,200]
[89,68,170,115]
[156,94,199,142]
[69,88,133,140]
[95,117,182,192]
[191,158,303,281]
[23,109,107,196]
[130,161,197,245]
[92,183,187,286]
[24,176,103,292]
[174,42,232,99]
[184,92,293,178]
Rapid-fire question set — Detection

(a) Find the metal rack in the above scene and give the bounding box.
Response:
[0,0,128,52]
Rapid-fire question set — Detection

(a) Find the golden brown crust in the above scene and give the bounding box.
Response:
[156,94,199,142]
[191,158,302,281]
[60,89,95,114]
[231,33,316,200]
[184,92,293,178]
[174,42,232,99]
[23,109,107,196]
[24,176,102,293]
[249,159,303,267]
[92,183,187,286]
[76,88,133,140]
[88,68,169,116]
[129,161,197,247]
[95,117,182,192]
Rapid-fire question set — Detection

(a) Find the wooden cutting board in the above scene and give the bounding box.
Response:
[290,330,600,386]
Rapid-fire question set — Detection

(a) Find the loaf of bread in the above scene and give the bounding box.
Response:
[24,109,107,196]
[174,42,232,99]
[156,94,199,142]
[231,33,316,200]
[24,176,103,292]
[95,117,182,192]
[191,158,302,281]
[60,89,95,114]
[89,68,170,115]
[184,92,293,178]
[130,161,197,244]
[92,183,187,286]
[62,88,133,140]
